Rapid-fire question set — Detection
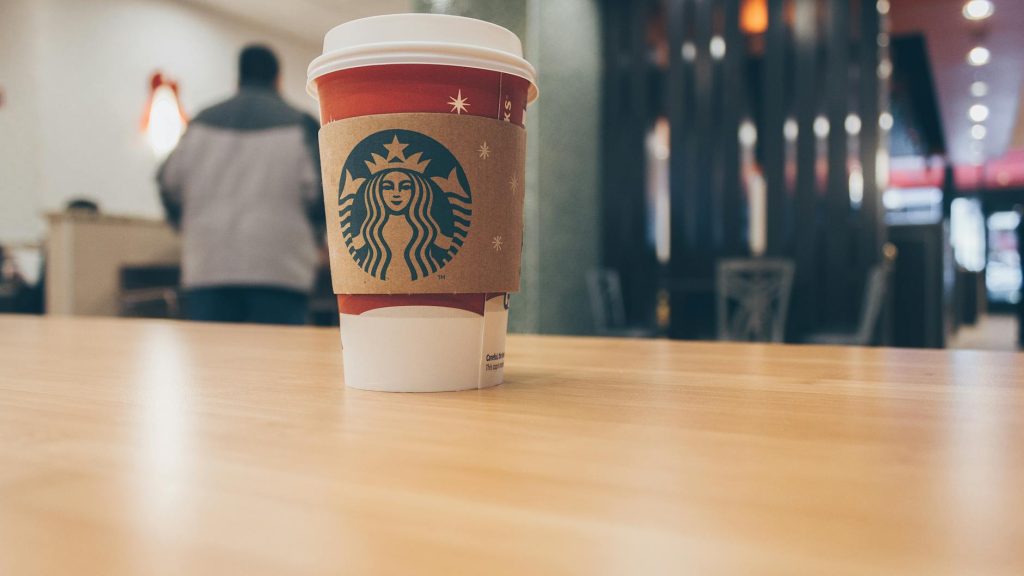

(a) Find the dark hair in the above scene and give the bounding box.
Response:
[238,45,279,88]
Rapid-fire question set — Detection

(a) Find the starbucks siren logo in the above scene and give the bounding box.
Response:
[338,130,472,281]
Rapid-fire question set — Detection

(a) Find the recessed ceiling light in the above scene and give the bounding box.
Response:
[845,114,862,135]
[971,124,987,139]
[970,81,989,97]
[848,168,864,205]
[963,0,995,21]
[784,118,798,142]
[738,120,757,147]
[710,36,726,60]
[681,41,697,62]
[877,59,892,79]
[967,46,991,66]
[877,0,890,16]
[969,103,990,122]
[814,115,830,138]
[879,112,894,130]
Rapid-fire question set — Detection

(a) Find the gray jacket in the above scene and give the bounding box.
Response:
[158,87,323,293]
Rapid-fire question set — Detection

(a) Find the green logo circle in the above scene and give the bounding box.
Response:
[338,130,472,281]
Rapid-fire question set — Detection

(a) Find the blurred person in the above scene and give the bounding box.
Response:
[158,44,323,325]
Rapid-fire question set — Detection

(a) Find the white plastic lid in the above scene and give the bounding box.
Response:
[307,13,537,102]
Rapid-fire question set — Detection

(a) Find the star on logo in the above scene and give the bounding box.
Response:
[478,142,491,159]
[491,235,504,252]
[447,90,470,114]
[508,174,519,194]
[382,135,409,161]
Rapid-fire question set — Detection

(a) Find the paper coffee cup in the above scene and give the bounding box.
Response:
[308,14,537,392]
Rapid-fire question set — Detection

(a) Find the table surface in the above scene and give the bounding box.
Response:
[1,315,1022,575]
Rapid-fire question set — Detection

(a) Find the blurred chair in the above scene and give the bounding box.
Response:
[0,280,19,313]
[716,259,795,343]
[587,268,655,337]
[118,265,181,319]
[806,248,896,346]
[0,245,39,314]
[308,264,339,327]
[0,246,18,312]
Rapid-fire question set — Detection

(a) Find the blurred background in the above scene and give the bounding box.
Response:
[1,0,1022,350]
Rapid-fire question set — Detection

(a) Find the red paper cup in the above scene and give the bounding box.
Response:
[308,14,537,392]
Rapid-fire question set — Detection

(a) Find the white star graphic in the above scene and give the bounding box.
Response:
[447,90,470,114]
[491,235,504,252]
[478,141,491,159]
[509,174,519,194]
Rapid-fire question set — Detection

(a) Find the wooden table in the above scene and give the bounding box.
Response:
[1,316,1022,575]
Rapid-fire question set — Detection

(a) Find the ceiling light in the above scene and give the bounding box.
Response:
[710,36,726,60]
[971,124,987,139]
[784,118,798,141]
[970,81,988,97]
[814,115,830,138]
[876,0,890,15]
[681,41,697,62]
[967,46,991,66]
[739,120,757,147]
[963,0,994,21]
[849,167,864,206]
[878,59,892,79]
[968,103,989,122]
[845,114,862,135]
[740,0,768,35]
[879,112,893,130]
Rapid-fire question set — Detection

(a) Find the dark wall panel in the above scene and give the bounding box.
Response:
[600,0,891,341]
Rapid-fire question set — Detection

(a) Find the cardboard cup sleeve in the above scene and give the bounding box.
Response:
[320,113,525,392]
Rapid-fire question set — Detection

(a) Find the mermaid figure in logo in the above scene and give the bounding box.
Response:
[339,135,471,281]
